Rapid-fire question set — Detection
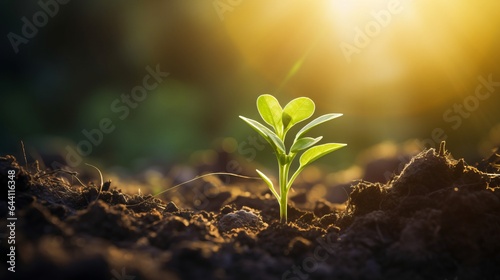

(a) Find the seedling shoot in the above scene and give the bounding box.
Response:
[239,94,346,223]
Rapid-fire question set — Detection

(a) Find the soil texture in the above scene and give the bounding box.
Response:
[1,145,500,280]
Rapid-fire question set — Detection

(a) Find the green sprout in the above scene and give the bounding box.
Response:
[239,94,346,223]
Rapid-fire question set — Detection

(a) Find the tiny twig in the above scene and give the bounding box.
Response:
[126,172,261,208]
[155,172,260,196]
[438,141,446,157]
[21,140,28,171]
[84,163,104,201]
[70,173,88,188]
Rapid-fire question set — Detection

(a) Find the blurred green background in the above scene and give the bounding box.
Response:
[1,0,500,174]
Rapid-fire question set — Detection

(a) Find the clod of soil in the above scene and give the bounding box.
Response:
[218,208,267,233]
[1,146,500,279]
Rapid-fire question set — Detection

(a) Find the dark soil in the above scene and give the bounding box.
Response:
[1,145,500,280]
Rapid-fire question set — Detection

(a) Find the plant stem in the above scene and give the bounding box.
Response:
[279,162,290,223]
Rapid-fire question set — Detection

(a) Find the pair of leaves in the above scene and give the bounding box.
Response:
[238,114,320,156]
[257,94,314,138]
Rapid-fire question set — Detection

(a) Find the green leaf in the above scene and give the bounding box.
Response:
[299,143,346,168]
[282,97,315,132]
[256,169,280,201]
[290,136,323,153]
[295,113,343,141]
[239,116,286,154]
[257,94,283,137]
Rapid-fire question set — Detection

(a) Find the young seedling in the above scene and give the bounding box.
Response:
[239,94,346,223]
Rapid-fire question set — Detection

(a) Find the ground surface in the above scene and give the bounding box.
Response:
[1,145,500,280]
